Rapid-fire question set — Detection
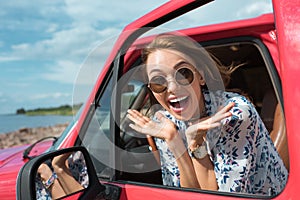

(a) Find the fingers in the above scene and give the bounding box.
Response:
[187,121,221,137]
[127,109,150,125]
[127,109,152,134]
[128,123,147,134]
[154,111,169,123]
[203,102,234,125]
[187,102,234,134]
[218,102,235,113]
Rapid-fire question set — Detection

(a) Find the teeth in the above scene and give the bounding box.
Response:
[169,96,188,103]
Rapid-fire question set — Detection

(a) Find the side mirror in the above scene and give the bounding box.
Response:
[16,146,118,200]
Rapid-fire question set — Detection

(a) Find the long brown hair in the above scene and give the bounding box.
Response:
[142,34,237,88]
[141,34,243,115]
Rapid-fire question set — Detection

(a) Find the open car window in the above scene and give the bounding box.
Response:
[78,33,288,198]
[113,31,288,197]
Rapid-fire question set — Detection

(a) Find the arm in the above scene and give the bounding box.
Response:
[166,132,200,188]
[213,99,261,193]
[185,102,234,190]
[127,110,200,188]
[51,153,84,195]
[37,163,66,199]
[127,103,233,190]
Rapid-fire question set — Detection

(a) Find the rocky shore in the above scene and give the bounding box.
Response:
[0,123,69,149]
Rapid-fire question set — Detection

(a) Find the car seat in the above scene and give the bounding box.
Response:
[260,89,289,171]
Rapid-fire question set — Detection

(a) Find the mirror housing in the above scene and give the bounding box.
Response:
[16,146,106,200]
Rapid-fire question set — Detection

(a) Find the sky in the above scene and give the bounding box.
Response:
[0,0,273,114]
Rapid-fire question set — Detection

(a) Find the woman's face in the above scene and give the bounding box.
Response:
[146,49,205,121]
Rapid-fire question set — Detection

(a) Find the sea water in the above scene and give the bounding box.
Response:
[0,114,73,134]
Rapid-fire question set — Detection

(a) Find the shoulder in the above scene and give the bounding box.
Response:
[220,92,262,129]
[223,92,256,116]
[222,91,252,105]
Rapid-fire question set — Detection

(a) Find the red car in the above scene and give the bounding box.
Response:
[2,0,300,199]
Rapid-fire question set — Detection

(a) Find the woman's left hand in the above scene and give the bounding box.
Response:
[186,102,234,146]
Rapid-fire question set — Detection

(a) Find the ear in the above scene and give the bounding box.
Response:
[199,76,205,85]
[198,71,205,85]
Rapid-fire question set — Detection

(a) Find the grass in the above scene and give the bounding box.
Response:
[19,104,82,116]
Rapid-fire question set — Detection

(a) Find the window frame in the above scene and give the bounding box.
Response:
[109,35,287,199]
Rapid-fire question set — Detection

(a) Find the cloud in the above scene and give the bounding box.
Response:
[9,26,114,61]
[0,0,167,114]
[1,0,274,115]
[64,0,168,25]
[42,60,80,84]
[236,2,273,18]
[29,92,71,101]
[160,0,273,30]
[0,1,67,32]
[2,0,166,62]
[39,28,120,84]
[2,0,274,87]
[0,55,21,62]
[2,0,273,62]
[0,93,8,103]
[46,23,59,33]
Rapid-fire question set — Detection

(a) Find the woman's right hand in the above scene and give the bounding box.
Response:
[127,109,178,142]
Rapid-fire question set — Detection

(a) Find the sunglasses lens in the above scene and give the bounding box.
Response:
[149,68,194,93]
[175,67,194,85]
[149,76,167,93]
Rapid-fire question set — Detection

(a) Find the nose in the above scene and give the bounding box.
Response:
[166,77,179,93]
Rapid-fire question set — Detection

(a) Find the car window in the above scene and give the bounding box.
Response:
[80,76,115,179]
[109,65,163,183]
[114,33,289,197]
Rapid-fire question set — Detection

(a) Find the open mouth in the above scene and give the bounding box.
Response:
[168,96,189,113]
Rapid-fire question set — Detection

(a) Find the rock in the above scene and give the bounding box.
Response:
[0,123,69,149]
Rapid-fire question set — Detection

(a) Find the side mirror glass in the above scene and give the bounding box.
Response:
[17,146,105,200]
[36,151,88,199]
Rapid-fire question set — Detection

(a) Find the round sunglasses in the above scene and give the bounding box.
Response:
[148,67,195,93]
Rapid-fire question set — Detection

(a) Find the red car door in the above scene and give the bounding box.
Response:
[271,0,300,199]
[101,0,299,199]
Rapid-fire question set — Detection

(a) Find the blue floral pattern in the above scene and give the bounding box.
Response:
[155,90,288,195]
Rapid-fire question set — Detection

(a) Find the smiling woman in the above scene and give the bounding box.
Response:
[125,34,288,195]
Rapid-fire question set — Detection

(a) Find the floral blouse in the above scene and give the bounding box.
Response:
[154,90,288,195]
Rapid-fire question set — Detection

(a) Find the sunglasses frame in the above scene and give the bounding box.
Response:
[148,66,196,93]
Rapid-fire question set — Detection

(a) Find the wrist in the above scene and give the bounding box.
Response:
[189,137,205,151]
[188,140,208,159]
[42,172,57,189]
[164,123,179,142]
[166,132,186,159]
